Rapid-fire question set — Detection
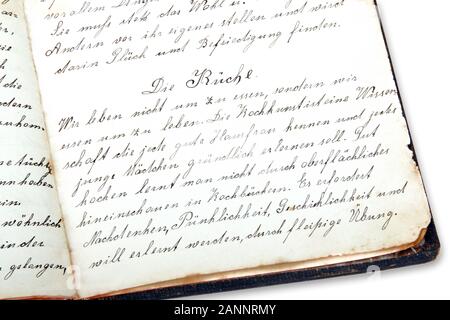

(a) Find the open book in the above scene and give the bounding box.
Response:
[0,0,439,300]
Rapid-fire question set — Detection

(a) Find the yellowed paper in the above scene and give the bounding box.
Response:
[0,0,74,299]
[23,0,431,298]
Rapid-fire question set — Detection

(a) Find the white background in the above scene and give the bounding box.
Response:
[191,0,449,300]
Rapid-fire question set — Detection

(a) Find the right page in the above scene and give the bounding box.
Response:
[23,0,431,298]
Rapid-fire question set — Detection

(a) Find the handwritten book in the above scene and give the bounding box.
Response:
[0,0,439,300]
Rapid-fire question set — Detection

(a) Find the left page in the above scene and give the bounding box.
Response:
[0,0,75,299]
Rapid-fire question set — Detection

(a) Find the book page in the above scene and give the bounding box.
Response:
[0,0,74,299]
[23,0,431,298]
